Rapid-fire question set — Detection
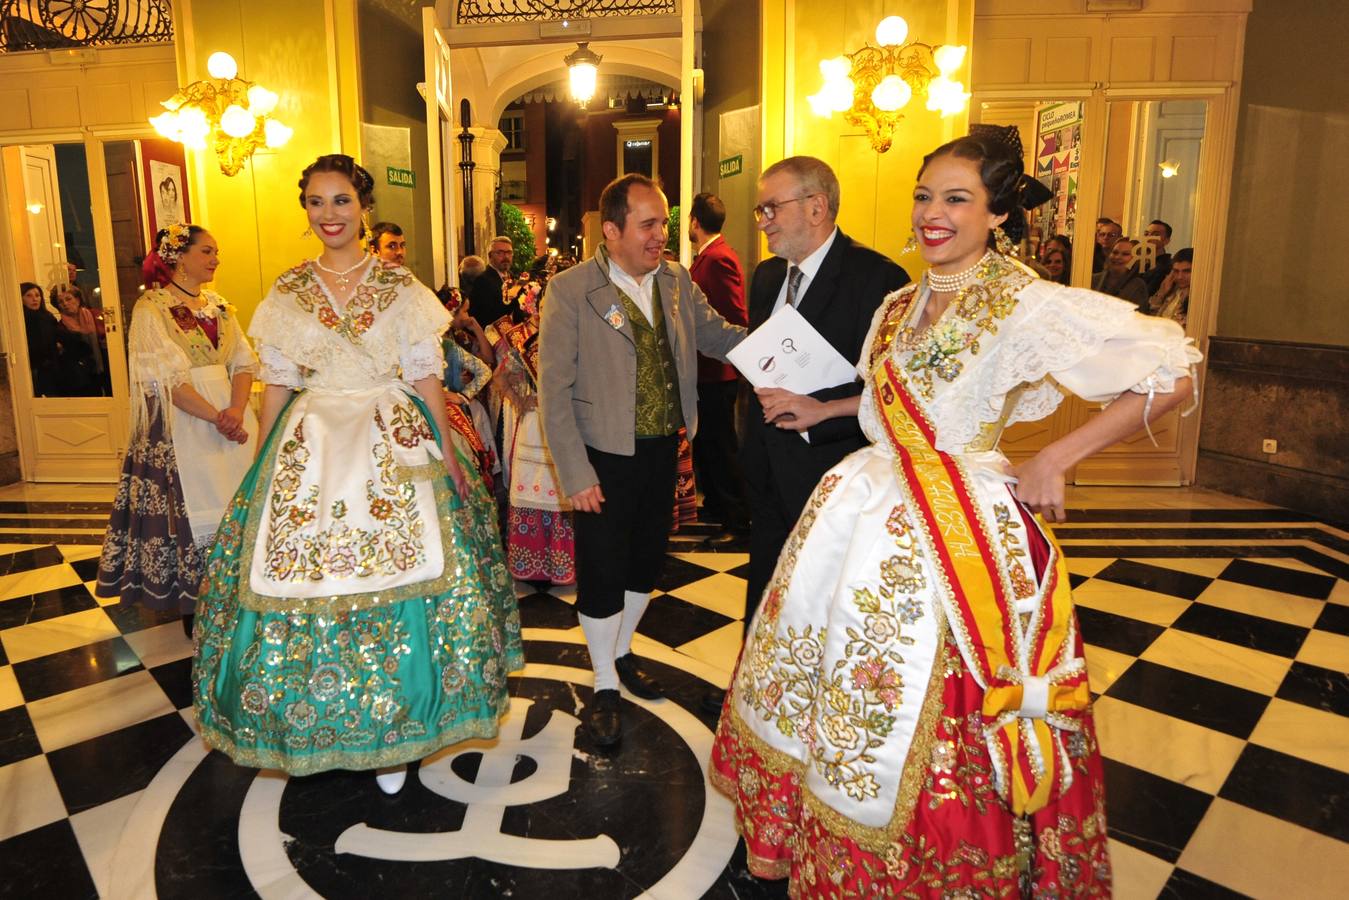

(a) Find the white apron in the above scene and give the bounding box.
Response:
[169,363,259,543]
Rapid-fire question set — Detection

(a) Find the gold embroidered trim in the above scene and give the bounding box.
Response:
[396,459,447,485]
[195,704,509,776]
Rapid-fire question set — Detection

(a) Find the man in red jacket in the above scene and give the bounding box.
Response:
[688,192,751,546]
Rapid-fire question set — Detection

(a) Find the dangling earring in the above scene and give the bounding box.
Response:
[301,226,313,239]
[902,231,920,254]
[993,226,1015,256]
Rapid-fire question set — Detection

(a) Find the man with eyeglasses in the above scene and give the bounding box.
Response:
[708,157,907,710]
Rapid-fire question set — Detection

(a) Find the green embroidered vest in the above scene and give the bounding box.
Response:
[614,278,683,437]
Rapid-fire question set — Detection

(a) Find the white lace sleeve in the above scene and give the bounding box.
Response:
[257,342,303,388]
[927,279,1201,451]
[402,335,447,383]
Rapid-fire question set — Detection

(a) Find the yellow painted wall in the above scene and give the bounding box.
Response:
[174,0,362,325]
[2,148,34,285]
[760,0,973,274]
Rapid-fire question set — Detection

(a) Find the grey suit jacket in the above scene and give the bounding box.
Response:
[539,252,745,497]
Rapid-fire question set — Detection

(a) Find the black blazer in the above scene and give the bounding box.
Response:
[468,267,517,329]
[741,229,909,503]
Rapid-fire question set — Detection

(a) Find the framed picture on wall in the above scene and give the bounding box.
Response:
[141,139,191,239]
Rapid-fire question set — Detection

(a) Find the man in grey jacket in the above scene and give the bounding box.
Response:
[539,174,745,748]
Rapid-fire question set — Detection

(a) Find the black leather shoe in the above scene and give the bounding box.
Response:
[614,653,663,699]
[700,687,727,715]
[702,529,747,548]
[586,689,622,747]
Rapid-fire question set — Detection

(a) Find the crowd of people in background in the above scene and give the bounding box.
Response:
[1036,214,1195,326]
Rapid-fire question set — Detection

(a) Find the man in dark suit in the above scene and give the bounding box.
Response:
[740,156,909,637]
[468,234,517,328]
[688,192,751,544]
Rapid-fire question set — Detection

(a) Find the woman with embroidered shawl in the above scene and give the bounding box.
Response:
[496,310,576,586]
[97,225,257,637]
[711,127,1201,896]
[192,155,523,794]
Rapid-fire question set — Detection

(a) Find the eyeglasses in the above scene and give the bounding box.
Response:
[753,194,818,222]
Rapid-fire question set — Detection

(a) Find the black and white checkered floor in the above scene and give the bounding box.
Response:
[0,483,1345,898]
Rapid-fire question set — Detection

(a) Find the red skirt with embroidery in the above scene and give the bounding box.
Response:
[710,629,1111,898]
[507,506,575,585]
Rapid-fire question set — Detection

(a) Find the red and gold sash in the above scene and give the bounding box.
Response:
[872,357,1089,816]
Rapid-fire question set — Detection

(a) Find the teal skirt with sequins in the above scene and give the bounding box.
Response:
[192,390,523,775]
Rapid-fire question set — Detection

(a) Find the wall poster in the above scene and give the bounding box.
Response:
[140,138,191,239]
[1033,101,1084,250]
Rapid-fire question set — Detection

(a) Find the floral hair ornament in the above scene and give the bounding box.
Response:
[158,223,194,265]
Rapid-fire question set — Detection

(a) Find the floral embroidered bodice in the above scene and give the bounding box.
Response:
[250,261,449,392]
[857,258,1201,456]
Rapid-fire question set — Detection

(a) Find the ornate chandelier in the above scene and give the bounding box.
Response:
[149,52,293,177]
[808,16,970,153]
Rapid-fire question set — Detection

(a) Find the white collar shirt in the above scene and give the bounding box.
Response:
[771,226,839,316]
[605,253,658,325]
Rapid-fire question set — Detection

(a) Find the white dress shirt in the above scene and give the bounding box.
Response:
[606,256,657,325]
[770,227,839,316]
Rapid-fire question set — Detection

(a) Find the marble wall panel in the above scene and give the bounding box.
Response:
[1197,338,1349,520]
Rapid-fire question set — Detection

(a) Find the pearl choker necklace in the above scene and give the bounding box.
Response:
[313,255,369,291]
[926,250,993,293]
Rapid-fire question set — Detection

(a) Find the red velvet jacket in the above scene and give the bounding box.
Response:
[689,235,748,382]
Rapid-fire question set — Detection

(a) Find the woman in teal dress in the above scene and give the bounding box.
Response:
[193,154,523,793]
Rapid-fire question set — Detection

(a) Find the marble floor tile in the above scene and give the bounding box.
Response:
[0,664,21,712]
[1195,579,1326,628]
[1071,580,1192,627]
[1178,798,1349,899]
[1314,601,1349,636]
[1109,837,1176,900]
[0,819,98,897]
[1128,556,1232,578]
[26,670,175,753]
[1295,629,1349,674]
[0,607,120,665]
[56,545,102,563]
[10,636,143,702]
[1171,602,1309,657]
[1328,578,1349,607]
[1104,659,1270,739]
[1141,628,1293,695]
[1083,643,1137,695]
[1249,697,1349,775]
[0,704,40,766]
[121,621,193,670]
[1094,697,1246,794]
[1077,605,1166,656]
[0,583,99,630]
[1276,660,1349,717]
[1102,756,1213,863]
[0,564,84,604]
[1220,558,1337,599]
[669,551,750,573]
[45,712,194,814]
[1093,558,1215,600]
[0,754,68,841]
[68,789,143,899]
[673,622,742,683]
[665,572,748,619]
[1219,743,1349,842]
[1063,556,1114,577]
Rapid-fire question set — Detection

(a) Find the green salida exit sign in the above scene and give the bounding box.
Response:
[718,155,743,179]
[387,166,416,188]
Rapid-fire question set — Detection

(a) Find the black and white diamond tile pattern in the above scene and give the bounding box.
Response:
[0,497,1346,898]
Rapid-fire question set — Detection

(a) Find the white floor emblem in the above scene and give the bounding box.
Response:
[334,696,621,868]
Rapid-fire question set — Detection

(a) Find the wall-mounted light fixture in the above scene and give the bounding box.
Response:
[149,51,292,177]
[808,15,970,153]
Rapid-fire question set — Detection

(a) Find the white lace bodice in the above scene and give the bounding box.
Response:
[249,260,449,392]
[858,274,1201,454]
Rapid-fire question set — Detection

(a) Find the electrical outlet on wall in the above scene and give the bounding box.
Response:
[1262,439,1278,454]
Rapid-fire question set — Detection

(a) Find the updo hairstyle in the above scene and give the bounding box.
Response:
[158,224,208,266]
[297,154,376,210]
[918,126,1037,245]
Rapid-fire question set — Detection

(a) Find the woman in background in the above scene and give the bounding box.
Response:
[97,224,257,637]
[20,281,60,396]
